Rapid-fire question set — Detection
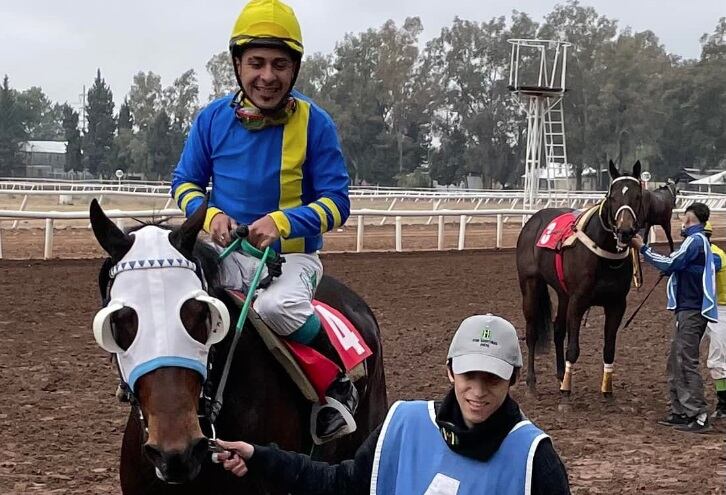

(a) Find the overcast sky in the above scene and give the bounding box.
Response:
[2,0,723,109]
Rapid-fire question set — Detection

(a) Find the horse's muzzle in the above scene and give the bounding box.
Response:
[144,437,208,484]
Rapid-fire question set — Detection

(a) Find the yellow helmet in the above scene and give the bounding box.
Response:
[705,221,713,236]
[229,0,303,59]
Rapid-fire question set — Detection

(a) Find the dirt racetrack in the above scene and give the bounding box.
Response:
[1,249,725,494]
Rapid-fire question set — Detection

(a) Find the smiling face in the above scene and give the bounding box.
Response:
[235,46,296,111]
[447,368,511,428]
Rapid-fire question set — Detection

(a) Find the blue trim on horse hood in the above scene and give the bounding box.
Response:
[128,356,208,392]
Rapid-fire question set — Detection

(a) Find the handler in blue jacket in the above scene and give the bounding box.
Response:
[632,202,720,433]
[214,314,570,494]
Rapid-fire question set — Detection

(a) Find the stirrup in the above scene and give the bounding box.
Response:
[310,397,357,445]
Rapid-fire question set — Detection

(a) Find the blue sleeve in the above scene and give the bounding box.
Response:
[270,117,350,239]
[715,253,722,272]
[641,237,699,274]
[170,111,213,218]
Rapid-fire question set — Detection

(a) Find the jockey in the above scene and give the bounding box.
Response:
[703,222,726,419]
[170,0,356,442]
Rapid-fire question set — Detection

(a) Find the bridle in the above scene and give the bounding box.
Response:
[598,175,644,247]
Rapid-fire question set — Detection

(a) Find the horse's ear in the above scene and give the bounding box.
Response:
[609,160,619,180]
[90,199,133,260]
[633,160,642,179]
[170,198,207,259]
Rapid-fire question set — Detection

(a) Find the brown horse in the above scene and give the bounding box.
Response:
[642,178,678,252]
[516,160,644,399]
[89,200,388,494]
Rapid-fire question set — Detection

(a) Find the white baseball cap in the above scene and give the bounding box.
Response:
[447,314,523,380]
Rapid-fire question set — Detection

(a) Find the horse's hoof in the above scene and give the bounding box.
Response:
[559,389,571,397]
[602,391,613,399]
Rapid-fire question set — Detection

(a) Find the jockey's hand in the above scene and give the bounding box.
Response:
[630,234,644,250]
[214,439,254,477]
[210,213,237,247]
[248,215,280,249]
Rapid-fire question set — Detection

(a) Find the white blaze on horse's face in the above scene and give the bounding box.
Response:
[92,227,230,392]
[609,176,642,248]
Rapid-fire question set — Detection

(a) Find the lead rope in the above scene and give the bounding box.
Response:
[207,236,271,426]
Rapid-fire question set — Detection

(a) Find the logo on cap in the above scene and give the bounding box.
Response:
[473,326,497,347]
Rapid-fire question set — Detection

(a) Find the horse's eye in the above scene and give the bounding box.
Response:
[181,299,210,344]
[111,307,138,351]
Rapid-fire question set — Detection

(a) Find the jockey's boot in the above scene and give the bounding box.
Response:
[713,390,726,420]
[309,331,359,442]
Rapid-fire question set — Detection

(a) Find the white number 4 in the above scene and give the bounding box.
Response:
[315,305,366,355]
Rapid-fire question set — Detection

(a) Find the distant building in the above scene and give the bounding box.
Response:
[18,141,67,177]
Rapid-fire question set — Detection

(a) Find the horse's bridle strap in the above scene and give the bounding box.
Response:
[574,228,631,260]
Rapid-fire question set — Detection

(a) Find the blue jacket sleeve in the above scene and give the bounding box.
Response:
[170,112,213,219]
[715,252,722,272]
[640,237,699,274]
[269,118,350,239]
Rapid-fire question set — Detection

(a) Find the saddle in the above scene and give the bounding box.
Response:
[225,289,371,403]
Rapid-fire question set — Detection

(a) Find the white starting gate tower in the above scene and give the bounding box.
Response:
[508,39,572,210]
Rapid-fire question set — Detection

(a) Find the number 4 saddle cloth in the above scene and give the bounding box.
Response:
[226,289,372,402]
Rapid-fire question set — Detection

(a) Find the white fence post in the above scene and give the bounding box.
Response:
[356,215,364,252]
[649,227,657,244]
[0,227,3,259]
[44,218,54,259]
[395,216,402,252]
[496,214,503,249]
[437,216,445,250]
[458,215,466,250]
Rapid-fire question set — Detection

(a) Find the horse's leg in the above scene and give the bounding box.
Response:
[664,219,674,253]
[521,277,541,393]
[554,294,569,382]
[602,299,627,397]
[643,224,651,245]
[561,297,587,396]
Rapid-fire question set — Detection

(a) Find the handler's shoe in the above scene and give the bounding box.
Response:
[657,413,689,427]
[712,409,726,420]
[675,414,711,434]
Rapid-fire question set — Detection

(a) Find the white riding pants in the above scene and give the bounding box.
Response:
[217,249,323,337]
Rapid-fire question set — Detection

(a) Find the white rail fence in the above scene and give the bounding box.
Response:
[0,208,539,259]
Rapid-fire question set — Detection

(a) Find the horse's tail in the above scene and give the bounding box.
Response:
[534,282,552,354]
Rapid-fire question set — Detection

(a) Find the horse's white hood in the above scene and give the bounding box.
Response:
[92,227,230,392]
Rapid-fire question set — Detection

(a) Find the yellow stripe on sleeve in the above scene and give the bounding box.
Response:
[309,203,329,233]
[203,207,224,233]
[174,182,204,203]
[318,197,342,228]
[180,190,205,213]
[268,210,292,238]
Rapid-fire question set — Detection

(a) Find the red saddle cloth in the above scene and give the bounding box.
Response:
[227,289,373,401]
[536,212,578,249]
[284,301,373,400]
[535,212,579,294]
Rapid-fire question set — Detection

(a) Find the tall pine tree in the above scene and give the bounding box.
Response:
[61,104,82,172]
[83,69,116,176]
[146,109,173,179]
[0,75,28,176]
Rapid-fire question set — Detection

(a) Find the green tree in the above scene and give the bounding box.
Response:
[163,69,199,133]
[16,87,64,140]
[206,51,237,100]
[0,75,28,175]
[146,110,174,179]
[128,71,162,133]
[117,98,133,131]
[60,104,82,172]
[83,69,116,175]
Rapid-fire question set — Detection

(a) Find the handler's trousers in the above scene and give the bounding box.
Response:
[668,310,708,418]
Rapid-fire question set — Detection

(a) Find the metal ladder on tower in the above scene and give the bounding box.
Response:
[543,96,568,205]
